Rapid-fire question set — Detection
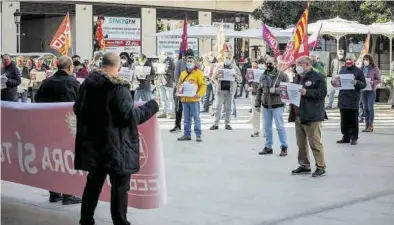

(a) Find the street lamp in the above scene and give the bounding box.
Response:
[234,14,241,60]
[13,9,21,53]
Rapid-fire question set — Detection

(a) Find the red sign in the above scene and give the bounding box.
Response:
[105,40,141,47]
[0,102,167,209]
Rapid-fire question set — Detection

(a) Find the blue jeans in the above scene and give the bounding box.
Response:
[361,90,376,125]
[263,107,288,149]
[327,88,336,108]
[182,102,202,137]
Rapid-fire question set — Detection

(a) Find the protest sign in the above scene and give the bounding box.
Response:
[30,71,47,82]
[119,67,133,81]
[218,69,235,81]
[177,82,197,97]
[1,101,167,209]
[336,74,355,90]
[279,82,302,106]
[155,63,167,75]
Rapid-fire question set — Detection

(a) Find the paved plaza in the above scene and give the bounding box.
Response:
[2,98,394,225]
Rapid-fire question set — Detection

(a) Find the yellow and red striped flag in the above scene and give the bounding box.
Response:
[293,2,310,58]
[50,13,72,56]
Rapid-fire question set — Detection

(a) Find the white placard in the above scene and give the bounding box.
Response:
[362,78,372,91]
[17,78,30,92]
[177,82,197,97]
[336,74,355,90]
[1,74,8,89]
[252,69,264,83]
[279,82,303,107]
[218,69,236,81]
[135,66,151,79]
[119,67,133,81]
[30,71,47,82]
[155,63,167,74]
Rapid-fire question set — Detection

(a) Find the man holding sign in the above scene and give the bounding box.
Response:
[289,56,328,177]
[331,54,366,146]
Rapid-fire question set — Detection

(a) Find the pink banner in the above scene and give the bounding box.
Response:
[0,101,166,209]
[262,24,280,57]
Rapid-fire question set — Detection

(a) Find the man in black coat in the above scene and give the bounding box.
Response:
[34,56,82,205]
[73,52,159,225]
[289,57,327,177]
[332,53,366,145]
[1,54,21,101]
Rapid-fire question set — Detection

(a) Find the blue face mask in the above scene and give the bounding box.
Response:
[186,63,194,70]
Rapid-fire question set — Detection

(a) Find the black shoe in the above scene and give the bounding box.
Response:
[312,168,326,177]
[49,193,62,203]
[291,166,311,175]
[250,132,259,137]
[225,125,232,130]
[62,196,82,205]
[210,125,219,130]
[337,139,350,144]
[359,118,364,123]
[258,147,273,155]
[249,109,252,113]
[325,106,332,110]
[350,139,358,145]
[279,146,288,157]
[178,135,192,141]
[170,127,181,133]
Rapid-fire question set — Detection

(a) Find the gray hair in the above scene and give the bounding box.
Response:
[102,52,121,68]
[57,56,73,70]
[345,53,356,61]
[296,56,313,66]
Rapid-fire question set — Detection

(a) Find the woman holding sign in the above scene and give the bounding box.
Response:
[360,54,381,132]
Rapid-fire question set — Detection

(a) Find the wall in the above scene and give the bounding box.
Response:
[1,1,19,53]
[141,8,156,56]
[75,4,92,60]
[198,11,212,56]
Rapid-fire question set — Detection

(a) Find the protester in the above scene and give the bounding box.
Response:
[73,52,159,225]
[316,55,324,68]
[1,54,21,101]
[120,52,134,67]
[201,52,216,113]
[289,56,327,177]
[310,54,326,77]
[19,59,33,102]
[157,53,176,119]
[72,55,81,62]
[89,53,103,71]
[326,50,345,109]
[255,57,289,156]
[248,59,266,137]
[176,50,207,142]
[332,53,366,145]
[34,56,82,204]
[239,57,251,98]
[210,53,241,130]
[74,60,89,79]
[134,54,155,101]
[361,54,381,132]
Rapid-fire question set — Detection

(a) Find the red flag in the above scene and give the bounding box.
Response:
[178,15,188,59]
[262,24,280,57]
[50,13,72,56]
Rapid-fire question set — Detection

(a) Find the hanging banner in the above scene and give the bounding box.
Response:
[93,16,141,57]
[212,22,234,55]
[156,19,198,58]
[1,101,167,209]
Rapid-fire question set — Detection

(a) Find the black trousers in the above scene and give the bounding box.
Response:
[340,108,359,141]
[80,169,131,225]
[173,87,183,128]
[1,87,18,102]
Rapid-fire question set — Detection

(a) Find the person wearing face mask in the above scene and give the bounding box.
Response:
[247,59,266,137]
[360,54,381,132]
[157,52,176,119]
[332,54,366,146]
[239,57,252,98]
[176,50,206,142]
[1,54,21,101]
[134,54,156,102]
[201,53,216,113]
[255,57,289,156]
[326,50,346,109]
[119,52,134,68]
[19,59,33,102]
[34,56,83,205]
[89,54,103,71]
[209,54,242,130]
[310,54,326,77]
[288,56,328,177]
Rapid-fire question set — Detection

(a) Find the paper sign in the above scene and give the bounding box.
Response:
[1,74,8,89]
[336,74,355,90]
[17,78,31,92]
[177,82,197,97]
[155,63,166,75]
[279,82,302,107]
[119,67,133,81]
[30,71,47,82]
[363,78,372,91]
[218,69,235,81]
[135,66,151,80]
[246,69,254,82]
[252,69,263,83]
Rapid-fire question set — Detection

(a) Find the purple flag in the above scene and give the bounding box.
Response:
[262,24,280,57]
[178,15,188,59]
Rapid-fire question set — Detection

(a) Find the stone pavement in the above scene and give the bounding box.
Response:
[2,126,394,225]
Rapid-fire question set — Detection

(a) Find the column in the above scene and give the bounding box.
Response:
[248,15,265,60]
[75,4,93,60]
[141,8,156,56]
[1,2,19,53]
[198,11,211,57]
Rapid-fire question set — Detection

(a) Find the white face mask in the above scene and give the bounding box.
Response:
[95,60,101,67]
[363,60,370,66]
[296,65,305,75]
[139,61,145,66]
[121,59,127,65]
[224,59,231,66]
[338,55,344,60]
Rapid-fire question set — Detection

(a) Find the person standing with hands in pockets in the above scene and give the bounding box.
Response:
[332,53,366,145]
[255,57,289,157]
[176,49,207,142]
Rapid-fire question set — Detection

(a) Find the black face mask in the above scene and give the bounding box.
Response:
[266,63,274,71]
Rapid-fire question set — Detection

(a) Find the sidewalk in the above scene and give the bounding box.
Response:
[2,128,394,225]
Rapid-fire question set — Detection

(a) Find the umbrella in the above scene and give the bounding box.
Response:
[231,27,293,43]
[152,24,240,39]
[370,21,394,73]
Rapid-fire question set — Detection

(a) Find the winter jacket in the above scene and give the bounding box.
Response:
[176,69,207,103]
[136,61,156,90]
[157,58,176,88]
[362,65,381,91]
[1,61,21,88]
[213,63,242,95]
[335,65,367,110]
[34,70,80,102]
[73,69,159,174]
[288,69,327,123]
[255,68,289,109]
[76,67,89,79]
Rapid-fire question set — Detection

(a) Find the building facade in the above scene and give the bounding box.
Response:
[1,0,265,60]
